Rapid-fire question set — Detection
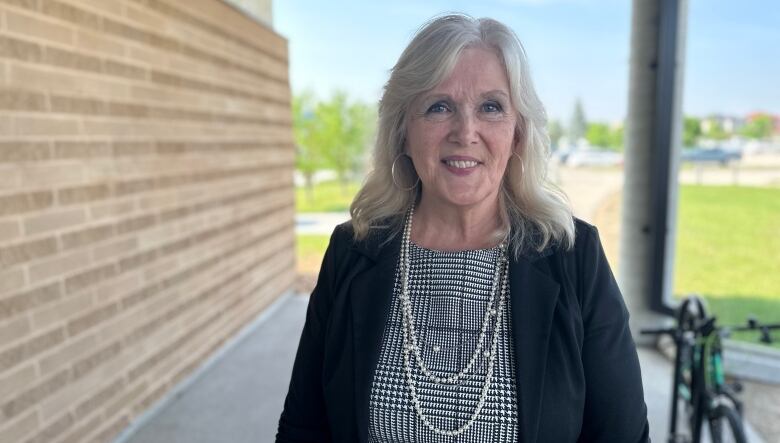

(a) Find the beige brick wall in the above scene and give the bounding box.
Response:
[0,1,295,442]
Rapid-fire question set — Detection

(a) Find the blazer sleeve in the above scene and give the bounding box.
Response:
[276,228,341,443]
[576,225,650,443]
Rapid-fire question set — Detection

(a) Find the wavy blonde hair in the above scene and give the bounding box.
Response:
[350,13,575,256]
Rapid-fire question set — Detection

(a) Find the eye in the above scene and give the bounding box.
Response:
[426,101,451,114]
[481,101,503,113]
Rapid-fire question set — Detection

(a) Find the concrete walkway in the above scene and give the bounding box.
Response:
[116,292,764,443]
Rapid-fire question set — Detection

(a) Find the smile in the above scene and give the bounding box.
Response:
[443,160,479,169]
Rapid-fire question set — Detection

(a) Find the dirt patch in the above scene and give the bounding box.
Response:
[294,273,318,295]
[593,190,622,270]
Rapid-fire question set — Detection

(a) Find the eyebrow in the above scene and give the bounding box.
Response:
[420,90,511,103]
[481,90,510,100]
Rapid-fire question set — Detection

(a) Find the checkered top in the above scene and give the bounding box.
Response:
[367,242,519,442]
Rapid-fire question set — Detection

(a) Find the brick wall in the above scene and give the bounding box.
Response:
[0,1,295,442]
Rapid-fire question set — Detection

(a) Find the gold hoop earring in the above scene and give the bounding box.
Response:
[391,154,419,191]
[512,152,525,176]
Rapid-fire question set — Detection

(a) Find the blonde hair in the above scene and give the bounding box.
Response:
[350,13,574,256]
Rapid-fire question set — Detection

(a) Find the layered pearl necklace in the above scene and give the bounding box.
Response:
[399,206,510,437]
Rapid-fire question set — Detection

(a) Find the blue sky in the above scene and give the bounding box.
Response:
[274,0,780,123]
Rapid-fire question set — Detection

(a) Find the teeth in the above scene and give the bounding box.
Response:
[445,160,478,169]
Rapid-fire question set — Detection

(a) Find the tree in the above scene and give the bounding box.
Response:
[548,119,564,148]
[585,123,610,148]
[293,91,322,202]
[315,91,375,194]
[584,122,623,151]
[568,99,587,143]
[740,114,773,140]
[683,116,701,147]
[703,120,729,141]
[607,124,624,151]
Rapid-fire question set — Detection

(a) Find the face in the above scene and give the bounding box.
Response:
[405,46,518,211]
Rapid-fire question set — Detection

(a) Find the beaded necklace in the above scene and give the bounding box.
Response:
[399,205,510,436]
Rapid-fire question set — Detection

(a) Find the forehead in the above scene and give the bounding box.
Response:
[430,47,510,97]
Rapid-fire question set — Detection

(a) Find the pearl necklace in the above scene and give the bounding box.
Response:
[399,206,510,436]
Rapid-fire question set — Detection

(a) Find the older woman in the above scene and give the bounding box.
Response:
[277,14,649,443]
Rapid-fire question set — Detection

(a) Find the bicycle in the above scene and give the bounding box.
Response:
[641,295,780,443]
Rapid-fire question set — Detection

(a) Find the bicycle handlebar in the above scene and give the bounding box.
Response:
[640,319,780,344]
[726,322,780,332]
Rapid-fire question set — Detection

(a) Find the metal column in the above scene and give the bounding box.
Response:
[620,0,689,339]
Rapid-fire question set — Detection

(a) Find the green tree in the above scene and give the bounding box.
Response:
[568,99,587,143]
[584,122,624,151]
[683,116,702,147]
[548,119,564,148]
[316,91,375,194]
[585,123,610,148]
[293,91,322,202]
[703,120,729,140]
[608,124,624,151]
[740,114,774,139]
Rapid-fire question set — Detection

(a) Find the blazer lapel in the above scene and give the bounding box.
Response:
[510,254,560,443]
[350,230,400,442]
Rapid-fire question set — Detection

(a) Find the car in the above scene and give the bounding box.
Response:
[681,147,741,165]
[564,149,623,167]
[551,147,574,164]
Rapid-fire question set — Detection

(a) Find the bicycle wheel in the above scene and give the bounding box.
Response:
[677,295,707,330]
[672,297,707,441]
[706,400,747,443]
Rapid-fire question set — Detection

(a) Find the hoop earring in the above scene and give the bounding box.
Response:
[512,152,525,176]
[391,154,419,191]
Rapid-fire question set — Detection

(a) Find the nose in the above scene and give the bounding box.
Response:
[449,109,479,146]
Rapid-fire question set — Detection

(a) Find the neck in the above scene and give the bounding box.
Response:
[410,193,506,251]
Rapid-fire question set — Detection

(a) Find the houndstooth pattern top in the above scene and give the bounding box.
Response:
[367,241,519,442]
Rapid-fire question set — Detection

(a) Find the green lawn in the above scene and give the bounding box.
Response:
[673,185,780,346]
[295,234,331,275]
[295,180,359,274]
[296,180,360,213]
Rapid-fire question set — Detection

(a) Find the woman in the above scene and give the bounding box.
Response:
[277,14,649,443]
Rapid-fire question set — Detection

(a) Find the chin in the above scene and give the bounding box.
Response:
[441,191,495,208]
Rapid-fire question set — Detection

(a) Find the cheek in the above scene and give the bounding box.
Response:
[408,129,445,164]
[487,129,515,180]
[489,129,516,161]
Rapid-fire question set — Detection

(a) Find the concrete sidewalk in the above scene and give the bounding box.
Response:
[116,293,765,443]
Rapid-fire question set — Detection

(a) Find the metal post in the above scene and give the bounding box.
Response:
[620,0,689,340]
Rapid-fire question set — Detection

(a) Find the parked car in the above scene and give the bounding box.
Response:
[565,149,623,167]
[681,147,741,165]
[551,147,574,164]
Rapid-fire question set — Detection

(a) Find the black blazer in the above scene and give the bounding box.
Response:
[276,218,650,442]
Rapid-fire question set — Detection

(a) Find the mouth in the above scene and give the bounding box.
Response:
[441,156,482,169]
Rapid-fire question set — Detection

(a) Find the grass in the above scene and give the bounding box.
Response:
[296,180,360,213]
[295,180,359,275]
[296,234,331,275]
[673,185,780,347]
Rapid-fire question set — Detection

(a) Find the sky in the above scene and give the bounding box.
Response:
[274,0,780,124]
